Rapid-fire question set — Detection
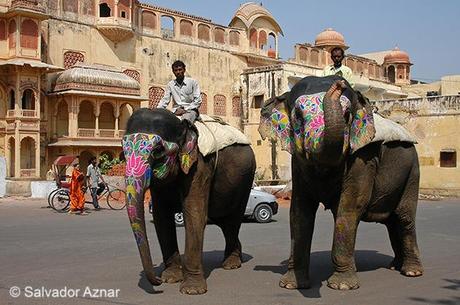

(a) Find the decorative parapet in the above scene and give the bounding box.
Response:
[374,95,460,116]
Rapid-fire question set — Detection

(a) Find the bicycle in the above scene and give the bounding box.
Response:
[50,183,126,212]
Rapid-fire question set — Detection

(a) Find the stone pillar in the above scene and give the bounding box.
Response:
[114,103,120,137]
[14,126,20,178]
[95,101,100,136]
[114,0,119,19]
[275,35,279,59]
[35,136,40,178]
[70,97,78,137]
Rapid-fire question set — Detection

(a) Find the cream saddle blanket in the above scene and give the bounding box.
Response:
[372,112,417,144]
[195,115,251,156]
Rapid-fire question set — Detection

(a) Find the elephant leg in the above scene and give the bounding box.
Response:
[328,154,375,290]
[393,166,423,277]
[151,188,183,283]
[385,216,404,271]
[180,162,212,295]
[216,215,243,270]
[280,164,318,290]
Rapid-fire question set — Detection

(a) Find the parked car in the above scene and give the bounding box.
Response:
[171,188,278,226]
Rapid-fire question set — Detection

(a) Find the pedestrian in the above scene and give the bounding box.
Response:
[157,60,202,123]
[323,47,354,87]
[69,163,87,215]
[86,157,105,210]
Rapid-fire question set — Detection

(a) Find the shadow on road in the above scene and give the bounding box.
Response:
[409,278,460,305]
[254,249,393,298]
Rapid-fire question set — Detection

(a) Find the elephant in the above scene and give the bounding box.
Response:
[122,108,256,295]
[259,75,423,290]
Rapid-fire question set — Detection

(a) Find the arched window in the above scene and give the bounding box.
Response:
[299,47,308,62]
[9,89,15,110]
[148,86,165,108]
[180,19,193,37]
[161,16,174,39]
[8,20,16,49]
[99,3,111,17]
[198,24,210,41]
[249,28,257,48]
[118,0,129,19]
[20,137,35,172]
[21,89,35,110]
[232,96,241,117]
[78,101,95,129]
[388,65,396,83]
[259,30,267,50]
[310,49,319,66]
[0,20,6,41]
[229,30,239,46]
[142,11,156,29]
[213,94,226,116]
[56,101,69,137]
[214,28,225,44]
[406,66,410,79]
[268,33,276,50]
[99,102,115,130]
[119,103,133,131]
[199,92,207,114]
[20,19,38,49]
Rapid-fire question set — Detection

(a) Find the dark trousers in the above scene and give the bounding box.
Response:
[90,187,99,208]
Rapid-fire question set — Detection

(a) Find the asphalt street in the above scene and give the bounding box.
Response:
[0,198,459,305]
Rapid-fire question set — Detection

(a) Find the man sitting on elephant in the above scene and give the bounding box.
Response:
[157,60,202,123]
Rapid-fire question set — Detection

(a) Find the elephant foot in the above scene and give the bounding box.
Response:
[161,265,183,283]
[279,269,311,289]
[327,271,360,290]
[389,257,403,271]
[222,251,242,270]
[161,254,184,283]
[180,275,207,295]
[401,261,423,277]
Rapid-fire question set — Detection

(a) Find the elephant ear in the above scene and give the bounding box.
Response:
[179,121,199,174]
[258,91,294,153]
[349,91,376,153]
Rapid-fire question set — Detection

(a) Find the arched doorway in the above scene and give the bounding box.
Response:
[79,150,95,175]
[8,137,15,177]
[20,137,35,177]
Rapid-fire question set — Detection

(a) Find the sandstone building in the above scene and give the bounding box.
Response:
[0,1,457,195]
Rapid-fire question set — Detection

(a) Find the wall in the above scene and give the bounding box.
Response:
[374,95,460,196]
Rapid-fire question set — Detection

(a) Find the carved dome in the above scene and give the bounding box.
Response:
[314,28,348,50]
[229,2,283,35]
[384,47,411,64]
[53,64,140,95]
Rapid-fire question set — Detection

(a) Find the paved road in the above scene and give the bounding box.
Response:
[0,198,459,305]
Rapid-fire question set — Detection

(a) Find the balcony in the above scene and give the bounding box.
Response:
[96,17,134,43]
[77,128,123,138]
[6,109,39,118]
[10,0,46,14]
[20,169,36,178]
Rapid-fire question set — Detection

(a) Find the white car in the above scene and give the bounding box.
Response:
[173,188,278,226]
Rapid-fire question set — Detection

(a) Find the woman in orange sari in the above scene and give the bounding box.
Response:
[69,163,86,215]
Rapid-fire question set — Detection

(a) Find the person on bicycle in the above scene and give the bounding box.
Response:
[86,157,106,210]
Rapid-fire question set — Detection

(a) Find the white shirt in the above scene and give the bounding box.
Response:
[157,77,202,112]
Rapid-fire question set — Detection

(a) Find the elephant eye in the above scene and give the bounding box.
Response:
[151,145,165,159]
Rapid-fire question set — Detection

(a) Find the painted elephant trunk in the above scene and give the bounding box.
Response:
[123,134,163,286]
[320,81,347,165]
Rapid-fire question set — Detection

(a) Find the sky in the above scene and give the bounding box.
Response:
[144,0,460,82]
